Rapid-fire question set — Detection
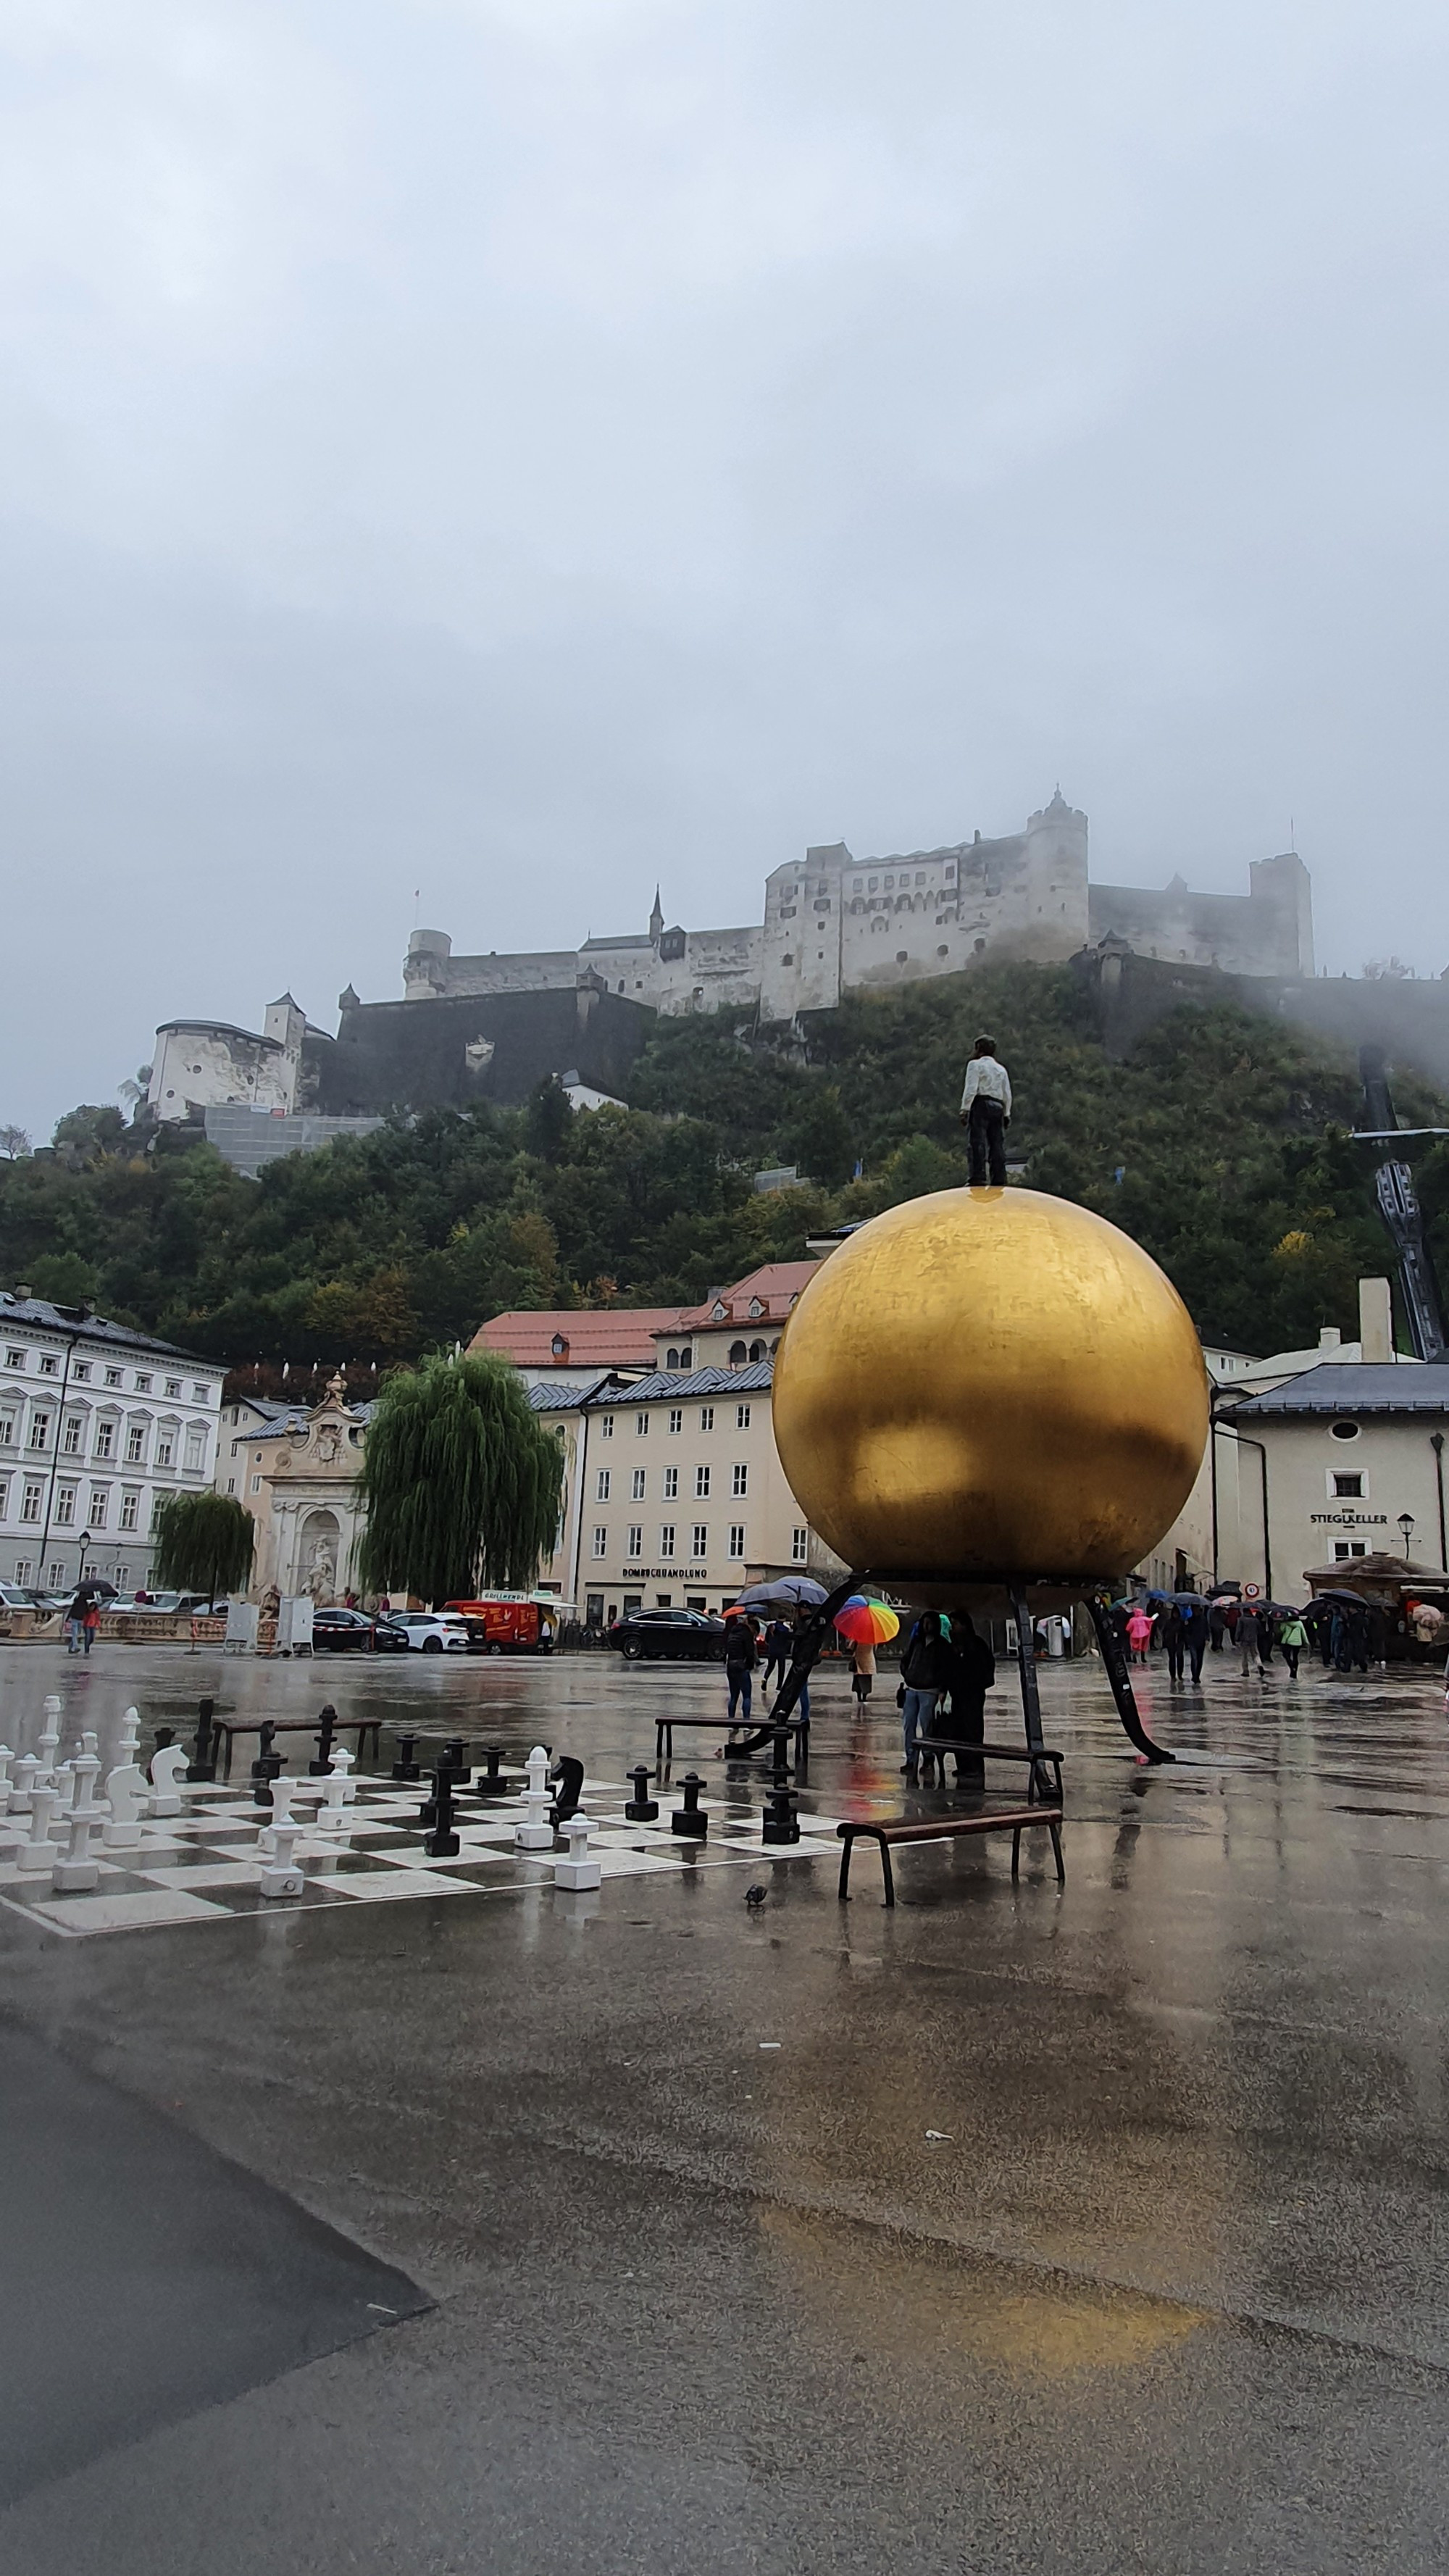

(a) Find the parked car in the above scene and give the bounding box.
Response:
[608,1608,728,1662]
[375,1611,471,1654]
[311,1605,409,1653]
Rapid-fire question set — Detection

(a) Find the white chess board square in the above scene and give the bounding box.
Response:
[141,1861,272,1891]
[24,1888,228,1934]
[329,1867,475,1900]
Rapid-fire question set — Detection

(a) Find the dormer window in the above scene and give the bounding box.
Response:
[712,1302,727,1321]
[748,1299,763,1318]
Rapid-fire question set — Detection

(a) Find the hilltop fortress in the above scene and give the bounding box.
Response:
[401,791,1314,1020]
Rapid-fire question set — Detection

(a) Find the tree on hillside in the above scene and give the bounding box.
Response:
[151,1491,256,1603]
[0,1125,30,1160]
[357,1351,564,1606]
[52,1104,127,1168]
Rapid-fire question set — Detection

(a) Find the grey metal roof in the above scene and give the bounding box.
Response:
[589,1362,774,1402]
[0,1291,210,1366]
[527,1374,620,1413]
[1229,1362,1449,1420]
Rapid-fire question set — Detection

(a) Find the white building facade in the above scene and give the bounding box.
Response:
[0,1291,222,1593]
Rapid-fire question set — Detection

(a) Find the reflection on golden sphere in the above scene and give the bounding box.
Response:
[773,1188,1208,1584]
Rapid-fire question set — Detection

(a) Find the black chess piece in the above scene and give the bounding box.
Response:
[770,1726,792,1785]
[625,1764,659,1823]
[309,1704,338,1775]
[422,1767,460,1859]
[187,1695,218,1783]
[548,1754,584,1830]
[761,1783,801,1846]
[250,1723,280,1810]
[154,1727,175,1751]
[672,1772,709,1840]
[391,1731,421,1783]
[475,1746,516,1798]
[440,1735,472,1789]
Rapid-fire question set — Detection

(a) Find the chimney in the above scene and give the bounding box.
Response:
[1317,1326,1341,1351]
[1358,1275,1393,1363]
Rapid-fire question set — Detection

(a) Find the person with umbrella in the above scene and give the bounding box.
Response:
[762,1617,792,1692]
[723,1614,758,1727]
[924,1610,995,1786]
[832,1594,899,1716]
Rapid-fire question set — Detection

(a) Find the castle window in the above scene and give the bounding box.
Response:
[871,920,885,934]
[974,938,987,954]
[868,877,877,891]
[781,954,793,967]
[937,945,949,959]
[729,1341,747,1366]
[678,1346,691,1367]
[748,1340,765,1362]
[617,980,625,992]
[883,875,893,889]
[916,872,926,886]
[851,899,863,914]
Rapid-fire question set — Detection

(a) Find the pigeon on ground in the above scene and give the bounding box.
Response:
[745,1883,768,1907]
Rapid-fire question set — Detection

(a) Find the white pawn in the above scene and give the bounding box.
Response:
[53,1802,101,1893]
[0,1746,13,1803]
[145,1743,188,1817]
[259,1821,304,1898]
[17,1785,61,1872]
[327,1745,356,1804]
[9,1752,39,1815]
[554,1809,601,1892]
[515,1745,554,1851]
[103,1764,147,1850]
[315,1771,350,1835]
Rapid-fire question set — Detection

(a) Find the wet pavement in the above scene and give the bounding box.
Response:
[3,1637,1449,2572]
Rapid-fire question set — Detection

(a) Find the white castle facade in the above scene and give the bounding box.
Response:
[403,793,1314,1020]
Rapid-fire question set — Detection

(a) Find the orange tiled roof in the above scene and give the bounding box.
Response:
[471,1307,691,1368]
[675,1260,819,1331]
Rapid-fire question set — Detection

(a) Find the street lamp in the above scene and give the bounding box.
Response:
[75,1527,93,1586]
[1398,1510,1415,1559]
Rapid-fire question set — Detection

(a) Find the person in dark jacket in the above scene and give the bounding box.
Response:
[899,1612,953,1777]
[1208,1601,1227,1652]
[1164,1606,1186,1685]
[923,1612,995,1785]
[724,1616,758,1725]
[762,1617,792,1691]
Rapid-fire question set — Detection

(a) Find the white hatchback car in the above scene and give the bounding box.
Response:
[378,1611,471,1654]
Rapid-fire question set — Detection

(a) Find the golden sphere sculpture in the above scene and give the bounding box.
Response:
[773,1188,1208,1586]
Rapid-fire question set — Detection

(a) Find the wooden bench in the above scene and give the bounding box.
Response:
[213,1714,383,1782]
[914,1738,1064,1799]
[836,1741,1066,1904]
[654,1712,809,1770]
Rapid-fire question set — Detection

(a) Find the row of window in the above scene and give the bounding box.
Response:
[596,1463,748,1501]
[598,1404,751,1438]
[0,1477,157,1529]
[590,1524,809,1564]
[14,1559,151,1589]
[0,1412,208,1470]
[3,1349,209,1403]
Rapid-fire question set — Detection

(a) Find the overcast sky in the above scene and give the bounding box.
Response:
[3,0,1448,1140]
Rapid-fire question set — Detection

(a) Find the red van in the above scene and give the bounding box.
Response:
[443,1593,559,1654]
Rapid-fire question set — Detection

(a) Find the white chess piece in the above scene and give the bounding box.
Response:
[51,1762,77,1826]
[145,1743,188,1817]
[327,1746,356,1804]
[316,1771,351,1833]
[36,1704,62,1788]
[70,1741,104,1822]
[102,1764,147,1850]
[259,1772,296,1856]
[259,1821,304,1898]
[117,1707,141,1764]
[17,1785,61,1872]
[9,1752,39,1815]
[0,1746,13,1802]
[554,1809,601,1892]
[52,1802,102,1893]
[515,1744,554,1852]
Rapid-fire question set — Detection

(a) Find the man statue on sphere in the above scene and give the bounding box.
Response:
[959,1034,1011,1188]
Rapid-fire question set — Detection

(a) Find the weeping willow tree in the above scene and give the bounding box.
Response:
[152,1491,256,1602]
[358,1351,564,1605]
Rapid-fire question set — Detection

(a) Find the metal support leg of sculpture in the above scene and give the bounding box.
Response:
[1009,1588,1056,1801]
[1086,1592,1175,1764]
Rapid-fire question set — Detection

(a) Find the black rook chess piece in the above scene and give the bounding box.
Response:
[391,1732,421,1783]
[672,1773,709,1841]
[475,1746,516,1799]
[309,1705,338,1775]
[624,1765,659,1823]
[440,1736,472,1789]
[422,1767,460,1859]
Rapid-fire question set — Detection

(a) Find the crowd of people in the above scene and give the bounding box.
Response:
[1115,1591,1382,1680]
[721,1604,997,1782]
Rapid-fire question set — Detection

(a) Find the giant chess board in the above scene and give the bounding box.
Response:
[0,1773,849,1939]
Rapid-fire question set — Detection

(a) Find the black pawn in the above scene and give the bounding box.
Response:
[422,1767,460,1859]
[770,1726,791,1785]
[187,1696,217,1784]
[625,1764,658,1823]
[251,1723,281,1811]
[309,1704,338,1775]
[441,1736,472,1789]
[391,1732,421,1783]
[672,1772,709,1841]
[761,1784,801,1846]
[476,1746,513,1798]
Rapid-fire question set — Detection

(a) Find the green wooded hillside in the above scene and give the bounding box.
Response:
[3,964,1443,1367]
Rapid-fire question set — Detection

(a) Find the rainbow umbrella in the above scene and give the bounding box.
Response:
[832,1594,900,1647]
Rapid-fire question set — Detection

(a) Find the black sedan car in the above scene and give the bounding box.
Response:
[311,1606,409,1653]
[608,1608,728,1662]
